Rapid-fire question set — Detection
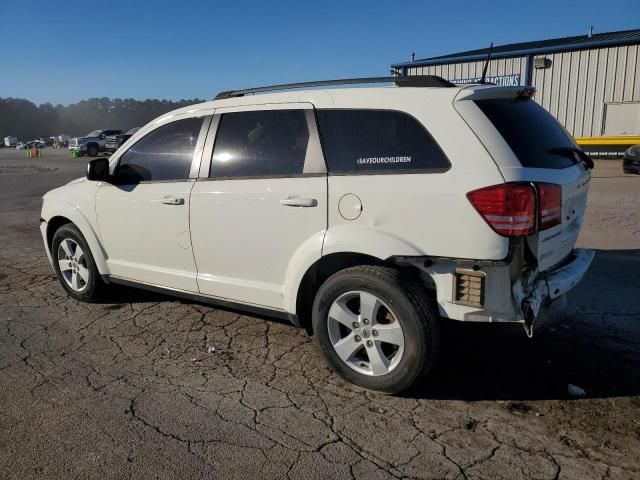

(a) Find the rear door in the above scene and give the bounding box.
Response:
[455,88,591,272]
[189,103,327,309]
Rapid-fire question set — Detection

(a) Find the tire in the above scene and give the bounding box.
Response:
[87,144,99,157]
[312,265,439,394]
[51,223,103,302]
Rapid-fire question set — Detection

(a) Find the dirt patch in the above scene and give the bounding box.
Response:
[0,165,58,175]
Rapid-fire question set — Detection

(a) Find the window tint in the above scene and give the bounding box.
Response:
[211,110,309,178]
[115,117,202,183]
[475,98,577,169]
[316,109,450,173]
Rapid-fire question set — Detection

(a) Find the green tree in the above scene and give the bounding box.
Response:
[0,97,205,141]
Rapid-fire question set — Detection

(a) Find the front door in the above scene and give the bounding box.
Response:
[96,115,209,292]
[190,104,327,309]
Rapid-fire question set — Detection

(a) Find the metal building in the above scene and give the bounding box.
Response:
[391,29,640,155]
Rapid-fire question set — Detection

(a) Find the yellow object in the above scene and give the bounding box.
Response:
[575,136,640,146]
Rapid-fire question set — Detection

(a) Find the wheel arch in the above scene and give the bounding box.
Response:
[284,226,426,323]
[292,251,382,332]
[43,207,108,274]
[46,215,73,248]
[291,251,430,333]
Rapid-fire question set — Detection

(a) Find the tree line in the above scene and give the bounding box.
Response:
[0,97,206,140]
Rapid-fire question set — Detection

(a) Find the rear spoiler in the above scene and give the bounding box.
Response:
[454,85,536,102]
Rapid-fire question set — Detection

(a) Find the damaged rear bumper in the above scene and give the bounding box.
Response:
[513,248,595,336]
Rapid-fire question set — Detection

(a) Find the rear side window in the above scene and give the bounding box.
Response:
[115,117,202,183]
[475,98,576,169]
[211,110,309,178]
[316,109,450,173]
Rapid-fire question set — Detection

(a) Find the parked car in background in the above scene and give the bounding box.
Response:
[37,136,54,146]
[105,127,141,153]
[57,134,71,147]
[623,145,640,174]
[4,136,17,147]
[28,140,47,149]
[69,129,122,157]
[17,140,46,150]
[41,77,595,393]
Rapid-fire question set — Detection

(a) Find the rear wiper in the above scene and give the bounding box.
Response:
[548,147,594,170]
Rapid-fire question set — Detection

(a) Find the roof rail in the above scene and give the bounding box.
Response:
[214,75,454,100]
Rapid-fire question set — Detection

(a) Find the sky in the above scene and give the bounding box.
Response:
[1,0,638,105]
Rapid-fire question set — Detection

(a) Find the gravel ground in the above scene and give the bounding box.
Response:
[0,148,639,479]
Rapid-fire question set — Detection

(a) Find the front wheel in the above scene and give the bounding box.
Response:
[312,265,439,394]
[51,223,104,302]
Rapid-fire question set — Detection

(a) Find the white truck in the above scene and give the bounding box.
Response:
[4,136,17,148]
[68,129,122,156]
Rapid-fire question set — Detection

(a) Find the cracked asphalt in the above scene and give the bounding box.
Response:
[1,149,639,479]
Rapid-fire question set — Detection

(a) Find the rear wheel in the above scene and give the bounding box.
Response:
[87,144,99,157]
[51,223,103,302]
[312,265,439,394]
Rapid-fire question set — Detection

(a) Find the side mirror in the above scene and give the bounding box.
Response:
[87,158,110,181]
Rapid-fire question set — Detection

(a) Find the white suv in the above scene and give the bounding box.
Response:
[40,76,594,393]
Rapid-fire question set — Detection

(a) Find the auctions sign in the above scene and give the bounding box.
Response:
[451,74,521,87]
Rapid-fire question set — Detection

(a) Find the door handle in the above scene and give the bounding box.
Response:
[161,195,185,205]
[280,197,318,207]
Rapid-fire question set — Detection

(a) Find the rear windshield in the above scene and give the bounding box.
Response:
[475,98,577,169]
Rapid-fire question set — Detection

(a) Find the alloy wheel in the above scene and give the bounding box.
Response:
[327,290,405,376]
[57,238,89,292]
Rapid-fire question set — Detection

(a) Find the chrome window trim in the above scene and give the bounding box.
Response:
[188,115,213,179]
[198,114,220,178]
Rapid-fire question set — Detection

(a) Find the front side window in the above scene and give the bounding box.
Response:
[211,109,309,178]
[316,109,450,173]
[115,117,203,183]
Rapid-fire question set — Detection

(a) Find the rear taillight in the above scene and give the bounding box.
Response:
[467,183,536,237]
[467,182,563,237]
[537,183,562,230]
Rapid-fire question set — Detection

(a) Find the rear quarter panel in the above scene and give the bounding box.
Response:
[322,88,509,260]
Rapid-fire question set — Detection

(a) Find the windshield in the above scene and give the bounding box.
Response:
[126,127,140,135]
[86,130,102,137]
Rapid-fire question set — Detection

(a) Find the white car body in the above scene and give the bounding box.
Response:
[40,81,594,335]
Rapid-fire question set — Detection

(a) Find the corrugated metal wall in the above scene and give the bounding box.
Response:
[406,57,527,83]
[405,44,640,137]
[532,45,640,137]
